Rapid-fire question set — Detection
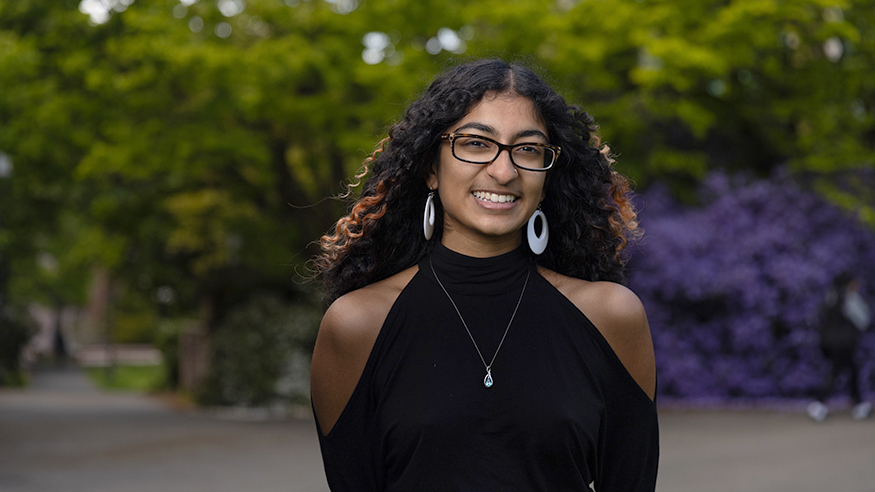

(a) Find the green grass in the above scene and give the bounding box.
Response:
[84,364,167,392]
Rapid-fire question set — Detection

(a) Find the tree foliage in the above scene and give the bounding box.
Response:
[1,0,873,399]
[198,294,320,406]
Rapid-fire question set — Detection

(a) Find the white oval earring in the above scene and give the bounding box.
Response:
[423,191,436,240]
[527,207,549,255]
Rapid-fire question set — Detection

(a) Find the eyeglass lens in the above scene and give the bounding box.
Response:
[451,135,555,170]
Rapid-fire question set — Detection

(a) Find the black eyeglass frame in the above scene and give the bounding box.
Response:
[440,133,561,172]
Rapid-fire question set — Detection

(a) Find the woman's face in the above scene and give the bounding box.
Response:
[427,92,548,257]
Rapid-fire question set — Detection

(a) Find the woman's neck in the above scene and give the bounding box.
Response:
[440,234,522,258]
[428,241,530,295]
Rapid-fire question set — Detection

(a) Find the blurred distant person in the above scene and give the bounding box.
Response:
[808,273,872,421]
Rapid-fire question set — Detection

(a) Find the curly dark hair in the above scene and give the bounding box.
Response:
[313,59,640,304]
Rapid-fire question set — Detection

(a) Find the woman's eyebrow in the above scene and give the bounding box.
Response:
[453,123,549,141]
[515,129,549,141]
[453,122,495,134]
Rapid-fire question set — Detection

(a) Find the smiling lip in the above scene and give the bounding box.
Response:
[473,191,518,204]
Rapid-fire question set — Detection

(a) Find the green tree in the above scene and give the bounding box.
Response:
[472,1,874,211]
[2,0,872,396]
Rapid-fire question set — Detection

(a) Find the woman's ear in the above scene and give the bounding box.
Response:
[540,177,547,202]
[426,163,439,190]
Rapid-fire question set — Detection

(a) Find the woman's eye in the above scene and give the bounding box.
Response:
[516,145,544,155]
[460,138,491,148]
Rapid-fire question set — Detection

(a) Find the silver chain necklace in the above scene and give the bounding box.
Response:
[429,258,530,388]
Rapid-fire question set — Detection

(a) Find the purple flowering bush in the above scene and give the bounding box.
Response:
[629,172,875,403]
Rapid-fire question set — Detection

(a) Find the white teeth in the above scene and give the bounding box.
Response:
[474,191,517,203]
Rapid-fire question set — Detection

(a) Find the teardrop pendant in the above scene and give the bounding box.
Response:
[429,259,530,392]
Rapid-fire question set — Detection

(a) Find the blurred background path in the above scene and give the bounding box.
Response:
[658,406,875,491]
[0,366,329,492]
[2,366,874,492]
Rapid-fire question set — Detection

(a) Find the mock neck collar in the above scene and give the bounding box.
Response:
[425,243,532,296]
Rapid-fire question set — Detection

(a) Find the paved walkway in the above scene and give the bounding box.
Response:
[1,366,874,492]
[658,406,875,492]
[0,366,329,492]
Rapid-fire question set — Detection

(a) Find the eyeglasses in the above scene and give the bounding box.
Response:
[440,133,560,172]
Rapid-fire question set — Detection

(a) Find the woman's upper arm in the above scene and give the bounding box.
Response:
[310,267,418,435]
[310,293,383,435]
[569,281,656,401]
[540,270,656,400]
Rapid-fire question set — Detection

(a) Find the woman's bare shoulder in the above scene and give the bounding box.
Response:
[311,265,419,435]
[322,265,420,337]
[539,267,656,400]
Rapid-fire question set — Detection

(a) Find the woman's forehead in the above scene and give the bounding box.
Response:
[451,92,546,137]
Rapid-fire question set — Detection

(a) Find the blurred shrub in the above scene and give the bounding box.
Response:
[154,318,192,390]
[114,309,159,344]
[631,171,875,402]
[0,305,37,386]
[84,364,166,392]
[198,295,320,407]
[113,290,160,344]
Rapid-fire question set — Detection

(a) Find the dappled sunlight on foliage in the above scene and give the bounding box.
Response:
[1,0,873,402]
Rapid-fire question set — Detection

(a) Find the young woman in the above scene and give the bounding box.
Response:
[311,59,658,491]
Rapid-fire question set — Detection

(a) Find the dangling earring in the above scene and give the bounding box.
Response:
[527,206,548,255]
[423,191,436,240]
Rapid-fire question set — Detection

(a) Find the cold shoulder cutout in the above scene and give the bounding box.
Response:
[538,268,657,401]
[310,265,418,435]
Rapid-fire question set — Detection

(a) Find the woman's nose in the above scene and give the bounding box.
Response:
[485,148,518,184]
